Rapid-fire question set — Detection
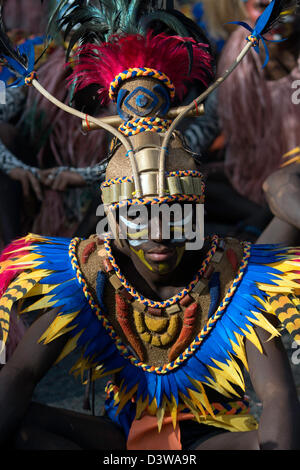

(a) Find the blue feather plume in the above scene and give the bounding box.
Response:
[227,0,299,67]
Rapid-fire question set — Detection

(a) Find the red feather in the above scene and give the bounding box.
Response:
[69,32,213,104]
[0,238,32,298]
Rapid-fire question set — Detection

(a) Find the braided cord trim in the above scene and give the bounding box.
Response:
[25,71,38,85]
[101,176,133,189]
[109,67,175,102]
[103,235,219,308]
[167,170,203,177]
[101,171,204,190]
[107,194,205,211]
[68,237,251,374]
[247,35,259,47]
[118,117,172,137]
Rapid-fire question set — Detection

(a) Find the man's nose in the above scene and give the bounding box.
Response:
[149,215,165,242]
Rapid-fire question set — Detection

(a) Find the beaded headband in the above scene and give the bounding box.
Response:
[101,170,205,208]
[109,67,176,103]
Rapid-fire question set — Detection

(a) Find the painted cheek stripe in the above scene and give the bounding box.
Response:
[119,215,148,230]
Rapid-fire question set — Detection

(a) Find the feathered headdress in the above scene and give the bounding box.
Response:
[49,0,214,56]
[69,32,214,104]
[0,0,298,200]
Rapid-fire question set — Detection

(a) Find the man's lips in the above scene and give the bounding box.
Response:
[145,247,176,262]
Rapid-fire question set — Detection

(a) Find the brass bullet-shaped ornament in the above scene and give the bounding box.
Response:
[193,178,203,196]
[140,172,158,196]
[120,181,135,201]
[135,148,160,172]
[102,187,112,205]
[180,176,194,195]
[167,176,182,195]
[111,183,120,203]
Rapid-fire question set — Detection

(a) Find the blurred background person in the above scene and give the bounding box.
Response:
[218,0,300,213]
[0,1,110,246]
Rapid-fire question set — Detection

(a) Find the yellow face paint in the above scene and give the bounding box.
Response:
[130,244,186,274]
[127,229,149,240]
[158,262,170,274]
[130,246,155,272]
[175,245,185,268]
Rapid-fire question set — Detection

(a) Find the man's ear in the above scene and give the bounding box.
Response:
[106,209,131,254]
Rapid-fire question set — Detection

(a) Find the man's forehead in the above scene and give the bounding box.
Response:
[121,203,195,217]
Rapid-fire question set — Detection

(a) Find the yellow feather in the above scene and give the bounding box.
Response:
[16,269,50,281]
[283,147,300,157]
[230,332,249,371]
[247,312,280,341]
[135,395,149,420]
[23,283,56,298]
[209,356,245,391]
[156,398,167,432]
[39,312,80,343]
[9,253,43,265]
[204,375,233,398]
[179,393,201,423]
[117,384,138,415]
[285,318,300,335]
[253,295,274,314]
[91,367,123,381]
[147,398,158,416]
[187,389,207,418]
[0,276,38,346]
[258,281,300,293]
[187,378,214,417]
[240,324,263,354]
[54,330,84,364]
[170,394,178,429]
[294,334,300,345]
[25,233,52,243]
[21,295,57,313]
[292,297,300,306]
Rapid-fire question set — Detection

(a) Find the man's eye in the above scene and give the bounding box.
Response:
[119,214,148,229]
[126,215,141,222]
[169,210,193,226]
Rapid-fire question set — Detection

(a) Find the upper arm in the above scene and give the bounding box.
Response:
[2,309,68,386]
[263,165,300,229]
[245,317,299,406]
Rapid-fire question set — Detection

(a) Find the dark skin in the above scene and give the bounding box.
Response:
[258,162,300,245]
[0,309,126,450]
[263,163,300,231]
[0,206,299,449]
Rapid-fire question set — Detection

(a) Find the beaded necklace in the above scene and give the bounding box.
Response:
[69,237,251,374]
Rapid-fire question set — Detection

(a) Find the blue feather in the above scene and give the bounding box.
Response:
[208,272,220,319]
[227,0,288,68]
[96,270,108,314]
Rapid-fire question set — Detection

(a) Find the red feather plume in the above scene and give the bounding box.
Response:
[0,238,32,298]
[69,32,214,104]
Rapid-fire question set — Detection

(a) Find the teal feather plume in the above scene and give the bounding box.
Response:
[49,0,213,59]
